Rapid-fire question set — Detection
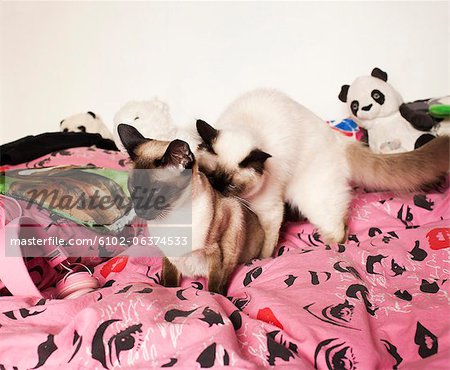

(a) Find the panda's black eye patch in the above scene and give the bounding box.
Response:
[350,100,359,116]
[63,128,69,132]
[134,116,139,121]
[77,125,86,132]
[371,89,385,105]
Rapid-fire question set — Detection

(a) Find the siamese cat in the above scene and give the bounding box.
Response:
[196,88,450,258]
[117,124,265,294]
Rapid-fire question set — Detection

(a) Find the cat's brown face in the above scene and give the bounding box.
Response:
[196,120,271,198]
[117,124,193,220]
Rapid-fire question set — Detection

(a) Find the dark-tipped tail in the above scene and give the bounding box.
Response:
[347,136,450,191]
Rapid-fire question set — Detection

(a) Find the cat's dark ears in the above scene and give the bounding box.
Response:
[161,140,194,169]
[117,124,150,160]
[339,67,388,103]
[196,119,218,150]
[239,149,272,174]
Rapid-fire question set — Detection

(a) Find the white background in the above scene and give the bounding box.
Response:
[1,1,448,145]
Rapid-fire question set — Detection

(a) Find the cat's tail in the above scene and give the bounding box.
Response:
[347,136,450,191]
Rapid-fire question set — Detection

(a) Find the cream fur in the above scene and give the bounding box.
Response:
[211,89,352,257]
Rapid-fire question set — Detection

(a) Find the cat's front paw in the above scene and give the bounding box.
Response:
[321,223,348,245]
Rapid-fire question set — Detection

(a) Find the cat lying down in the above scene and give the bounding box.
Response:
[117,124,264,295]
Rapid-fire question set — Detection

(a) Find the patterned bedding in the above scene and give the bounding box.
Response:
[0,147,449,369]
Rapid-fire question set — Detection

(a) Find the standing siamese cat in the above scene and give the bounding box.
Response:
[196,89,450,258]
[117,124,264,294]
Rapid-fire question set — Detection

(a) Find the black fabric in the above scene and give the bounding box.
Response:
[0,132,118,165]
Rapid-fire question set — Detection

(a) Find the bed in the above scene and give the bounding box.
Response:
[0,145,449,369]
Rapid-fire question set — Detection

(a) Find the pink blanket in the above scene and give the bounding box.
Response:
[0,148,449,369]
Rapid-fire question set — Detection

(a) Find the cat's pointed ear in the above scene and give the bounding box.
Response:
[371,67,388,82]
[239,149,272,174]
[339,85,350,102]
[196,119,218,149]
[161,139,195,169]
[117,124,149,160]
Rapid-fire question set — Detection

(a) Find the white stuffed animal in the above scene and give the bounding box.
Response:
[338,68,435,154]
[113,98,198,153]
[60,111,114,140]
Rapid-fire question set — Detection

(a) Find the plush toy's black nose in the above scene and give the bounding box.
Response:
[362,104,373,111]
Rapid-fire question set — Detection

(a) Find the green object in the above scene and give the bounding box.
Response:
[1,166,132,232]
[429,104,450,118]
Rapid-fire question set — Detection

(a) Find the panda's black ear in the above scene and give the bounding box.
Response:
[371,68,388,82]
[87,111,96,119]
[338,85,350,103]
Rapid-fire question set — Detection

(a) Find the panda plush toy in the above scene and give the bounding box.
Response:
[113,98,198,153]
[60,111,114,141]
[338,67,435,153]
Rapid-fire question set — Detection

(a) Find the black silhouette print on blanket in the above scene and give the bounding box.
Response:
[243,266,263,286]
[391,259,406,276]
[284,274,298,287]
[309,271,332,285]
[413,194,435,211]
[227,292,252,311]
[366,254,388,275]
[3,307,46,320]
[314,338,356,370]
[368,227,399,245]
[164,308,198,323]
[333,261,362,280]
[397,204,419,229]
[381,339,403,369]
[409,240,428,261]
[68,331,83,363]
[346,284,378,316]
[228,310,242,330]
[415,322,438,358]
[161,358,178,367]
[32,334,58,369]
[199,307,224,327]
[303,300,359,331]
[108,324,143,365]
[196,343,230,368]
[394,289,413,301]
[266,330,298,366]
[91,319,143,369]
[176,288,189,300]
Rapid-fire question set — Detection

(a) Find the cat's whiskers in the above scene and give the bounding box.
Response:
[232,195,255,213]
